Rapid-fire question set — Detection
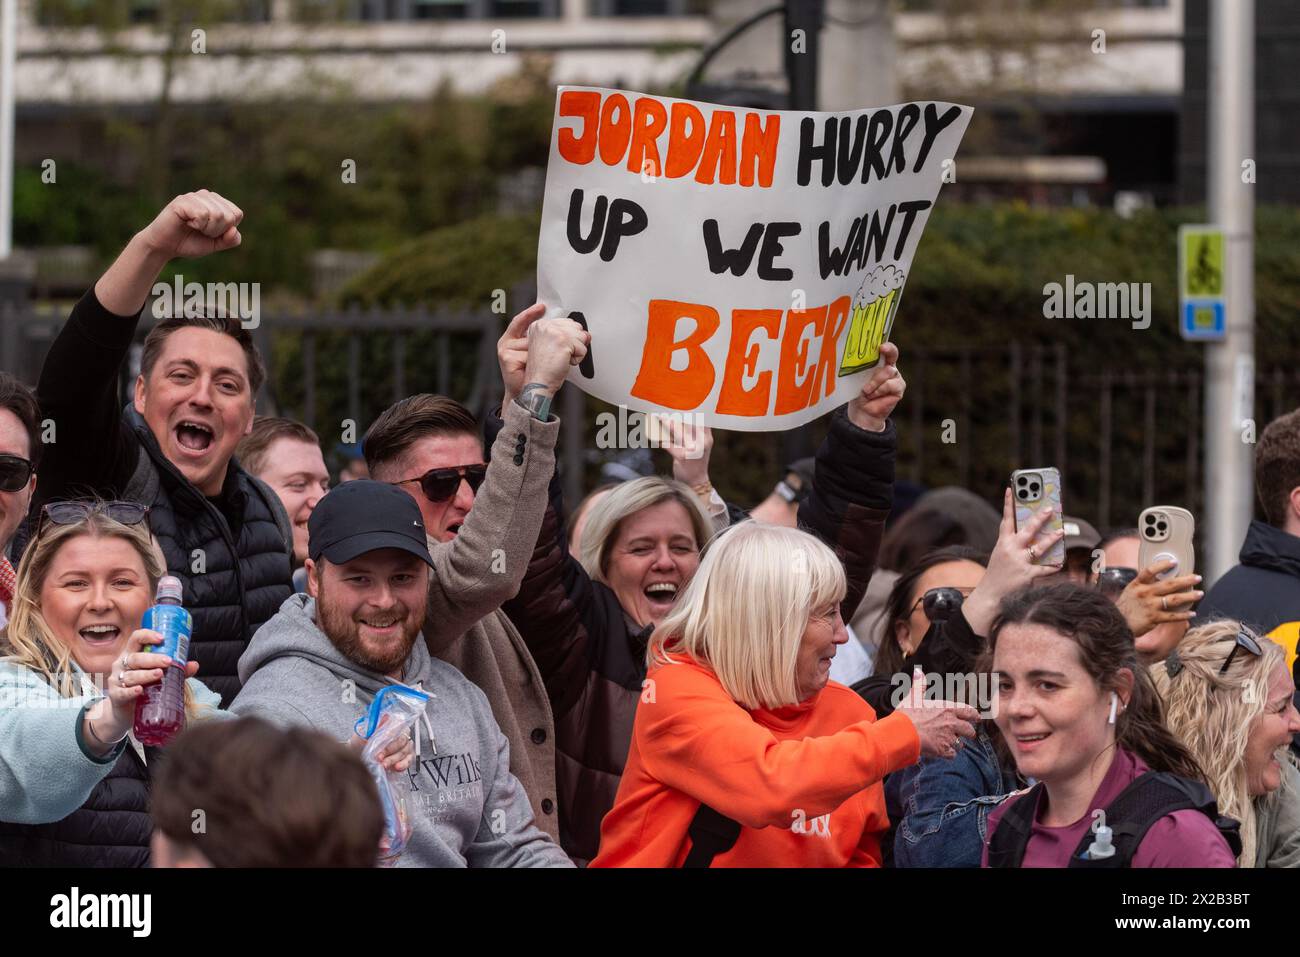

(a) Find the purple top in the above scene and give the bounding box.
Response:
[982,747,1237,868]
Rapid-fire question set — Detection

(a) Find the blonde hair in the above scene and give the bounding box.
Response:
[0,509,204,720]
[1149,619,1287,867]
[578,476,714,583]
[647,521,846,709]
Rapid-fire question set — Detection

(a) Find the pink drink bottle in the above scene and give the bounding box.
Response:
[132,576,192,746]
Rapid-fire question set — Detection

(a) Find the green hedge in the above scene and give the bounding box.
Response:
[318,203,1300,515]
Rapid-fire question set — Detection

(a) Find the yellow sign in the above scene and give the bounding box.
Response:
[1181,228,1224,299]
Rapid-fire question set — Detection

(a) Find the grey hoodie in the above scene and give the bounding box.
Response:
[231,595,572,868]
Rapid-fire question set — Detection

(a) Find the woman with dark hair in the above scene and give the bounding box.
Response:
[855,489,1062,718]
[860,490,1061,866]
[982,583,1239,868]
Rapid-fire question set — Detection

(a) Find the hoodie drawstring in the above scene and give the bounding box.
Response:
[411,680,436,756]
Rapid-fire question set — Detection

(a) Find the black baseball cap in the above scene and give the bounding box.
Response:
[308,480,434,567]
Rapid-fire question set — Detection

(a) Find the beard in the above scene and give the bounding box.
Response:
[315,579,420,676]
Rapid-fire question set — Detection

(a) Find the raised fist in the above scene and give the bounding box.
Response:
[138,189,244,261]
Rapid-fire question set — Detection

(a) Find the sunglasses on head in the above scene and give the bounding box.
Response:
[1218,629,1263,675]
[1096,566,1138,598]
[34,500,152,544]
[1165,628,1263,679]
[909,586,972,624]
[0,454,33,493]
[393,464,487,504]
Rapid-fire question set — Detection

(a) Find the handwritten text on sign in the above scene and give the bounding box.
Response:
[537,87,972,431]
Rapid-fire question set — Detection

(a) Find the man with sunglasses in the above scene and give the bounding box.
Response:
[28,191,293,706]
[0,374,40,618]
[359,304,588,845]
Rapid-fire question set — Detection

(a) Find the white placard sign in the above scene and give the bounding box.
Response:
[537,86,972,431]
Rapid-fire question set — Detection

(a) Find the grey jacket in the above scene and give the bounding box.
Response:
[231,595,572,868]
[1255,754,1300,868]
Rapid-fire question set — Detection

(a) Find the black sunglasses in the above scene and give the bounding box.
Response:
[34,500,152,543]
[0,453,33,493]
[1219,629,1263,675]
[909,586,971,624]
[1096,566,1138,598]
[394,464,487,504]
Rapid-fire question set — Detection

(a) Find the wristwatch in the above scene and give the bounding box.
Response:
[514,383,553,422]
[774,475,808,505]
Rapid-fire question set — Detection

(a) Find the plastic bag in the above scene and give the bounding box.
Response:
[355,683,430,866]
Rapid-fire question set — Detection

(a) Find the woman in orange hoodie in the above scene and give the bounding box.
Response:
[592,521,981,867]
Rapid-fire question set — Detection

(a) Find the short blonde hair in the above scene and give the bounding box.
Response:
[578,476,714,583]
[1149,619,1287,867]
[648,521,846,709]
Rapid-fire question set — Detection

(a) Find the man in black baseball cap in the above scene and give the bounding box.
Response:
[302,480,433,676]
[231,479,573,866]
[308,479,433,568]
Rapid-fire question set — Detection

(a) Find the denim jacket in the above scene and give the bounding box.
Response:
[890,723,1021,868]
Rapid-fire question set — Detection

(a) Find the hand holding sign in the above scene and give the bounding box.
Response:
[499,303,547,409]
[656,415,713,486]
[524,316,591,396]
[847,342,905,433]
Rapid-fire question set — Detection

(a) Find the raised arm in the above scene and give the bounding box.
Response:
[496,441,613,718]
[424,311,589,643]
[35,191,245,505]
[798,342,904,622]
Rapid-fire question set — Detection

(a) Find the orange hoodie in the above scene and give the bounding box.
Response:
[591,658,921,868]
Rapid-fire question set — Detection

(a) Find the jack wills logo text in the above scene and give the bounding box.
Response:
[406,751,482,791]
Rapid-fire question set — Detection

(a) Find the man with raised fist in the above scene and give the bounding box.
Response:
[31,190,292,706]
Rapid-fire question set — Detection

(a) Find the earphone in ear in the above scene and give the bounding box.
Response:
[1108,692,1118,725]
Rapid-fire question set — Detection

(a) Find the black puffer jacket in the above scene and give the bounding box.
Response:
[499,407,896,863]
[1200,520,1300,654]
[31,288,293,706]
[0,737,157,867]
[121,407,293,704]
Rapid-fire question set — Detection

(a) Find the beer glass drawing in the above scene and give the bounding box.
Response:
[839,267,904,376]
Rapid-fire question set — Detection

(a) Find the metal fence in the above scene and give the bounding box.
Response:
[3,299,1297,530]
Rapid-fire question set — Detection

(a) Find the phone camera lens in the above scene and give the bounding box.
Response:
[1157,522,1168,533]
[1017,489,1027,500]
[1030,483,1040,493]
[1016,477,1027,487]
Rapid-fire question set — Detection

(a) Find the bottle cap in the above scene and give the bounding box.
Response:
[1086,823,1116,859]
[156,576,184,604]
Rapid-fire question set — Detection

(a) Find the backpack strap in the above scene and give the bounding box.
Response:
[681,803,743,868]
[985,783,1044,868]
[1069,771,1242,868]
